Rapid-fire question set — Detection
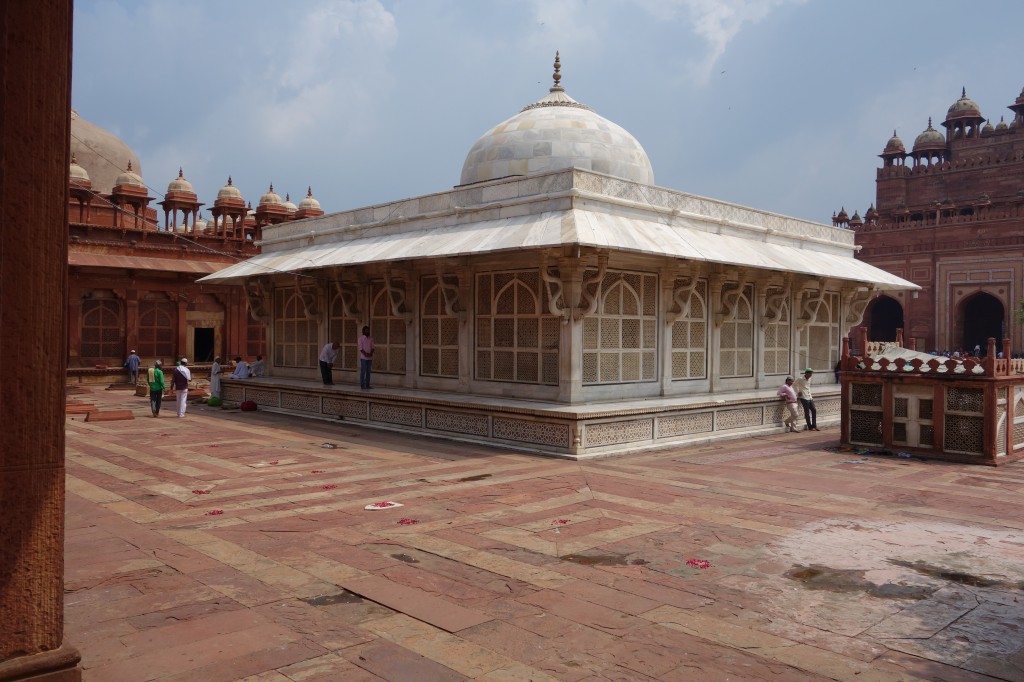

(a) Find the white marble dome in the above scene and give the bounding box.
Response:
[460,57,654,186]
[217,177,243,201]
[298,187,320,211]
[259,184,282,206]
[114,160,144,188]
[167,168,194,194]
[69,154,91,185]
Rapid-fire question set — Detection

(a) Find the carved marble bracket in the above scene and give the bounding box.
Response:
[331,280,360,320]
[760,275,792,329]
[844,286,875,326]
[576,252,609,321]
[540,250,608,323]
[795,278,827,331]
[714,271,747,327]
[435,270,465,321]
[666,266,704,325]
[244,278,271,323]
[295,276,320,321]
[382,268,413,324]
[539,256,570,322]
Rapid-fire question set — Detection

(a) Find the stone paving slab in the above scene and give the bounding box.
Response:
[62,387,1024,681]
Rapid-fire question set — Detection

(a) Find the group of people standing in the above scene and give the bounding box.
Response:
[320,326,375,389]
[143,357,191,418]
[777,368,819,432]
[128,352,264,418]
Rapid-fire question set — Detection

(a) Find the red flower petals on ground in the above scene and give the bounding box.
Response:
[191,489,210,495]
[310,470,326,474]
[398,518,418,525]
[686,559,711,569]
[269,460,279,465]
[204,510,224,516]
[364,501,403,510]
[551,519,570,525]
[322,484,338,490]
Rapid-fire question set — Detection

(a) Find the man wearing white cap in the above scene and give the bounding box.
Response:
[171,358,192,417]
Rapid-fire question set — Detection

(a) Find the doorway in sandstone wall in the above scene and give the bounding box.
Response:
[960,292,1004,352]
[193,327,215,362]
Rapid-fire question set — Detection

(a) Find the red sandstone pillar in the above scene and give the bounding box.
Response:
[0,1,82,679]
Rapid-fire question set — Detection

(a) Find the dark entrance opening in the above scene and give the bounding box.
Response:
[868,296,904,342]
[193,327,215,362]
[961,293,1004,352]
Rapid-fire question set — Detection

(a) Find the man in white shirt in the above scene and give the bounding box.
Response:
[319,341,340,385]
[793,368,819,431]
[249,355,266,378]
[776,377,799,433]
[171,358,192,418]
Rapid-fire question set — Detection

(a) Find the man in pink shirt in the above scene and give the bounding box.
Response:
[358,326,375,389]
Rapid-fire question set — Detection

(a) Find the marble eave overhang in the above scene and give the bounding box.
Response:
[200,169,917,291]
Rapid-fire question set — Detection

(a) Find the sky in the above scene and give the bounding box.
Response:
[72,0,1024,225]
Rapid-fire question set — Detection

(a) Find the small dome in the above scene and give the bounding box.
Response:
[883,130,905,154]
[282,193,297,213]
[836,207,849,220]
[69,153,91,185]
[194,215,208,231]
[460,52,654,186]
[298,186,320,211]
[982,119,994,134]
[913,118,946,151]
[114,160,144,188]
[996,116,1009,131]
[167,168,194,194]
[217,176,243,201]
[945,87,982,119]
[258,183,282,206]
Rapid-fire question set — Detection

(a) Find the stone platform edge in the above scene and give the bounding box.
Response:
[220,380,838,459]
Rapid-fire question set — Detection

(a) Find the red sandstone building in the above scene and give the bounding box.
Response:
[66,111,324,381]
[840,86,1024,354]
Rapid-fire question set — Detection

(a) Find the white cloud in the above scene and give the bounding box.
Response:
[635,0,805,84]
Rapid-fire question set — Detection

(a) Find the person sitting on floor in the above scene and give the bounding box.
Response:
[228,356,250,379]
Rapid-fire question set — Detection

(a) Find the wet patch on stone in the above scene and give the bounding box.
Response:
[559,553,644,567]
[391,553,419,564]
[456,473,491,482]
[304,590,363,606]
[889,559,1022,589]
[785,564,934,600]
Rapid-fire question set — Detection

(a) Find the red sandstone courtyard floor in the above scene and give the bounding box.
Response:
[64,387,1024,681]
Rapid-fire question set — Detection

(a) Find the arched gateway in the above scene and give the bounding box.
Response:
[867,295,904,342]
[960,292,1005,351]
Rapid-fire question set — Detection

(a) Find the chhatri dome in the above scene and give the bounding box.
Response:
[460,52,654,186]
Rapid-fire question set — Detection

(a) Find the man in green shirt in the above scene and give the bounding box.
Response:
[147,360,166,417]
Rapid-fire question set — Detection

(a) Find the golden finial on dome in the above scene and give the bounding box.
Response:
[551,51,563,92]
[178,167,184,178]
[126,160,134,171]
[307,186,313,197]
